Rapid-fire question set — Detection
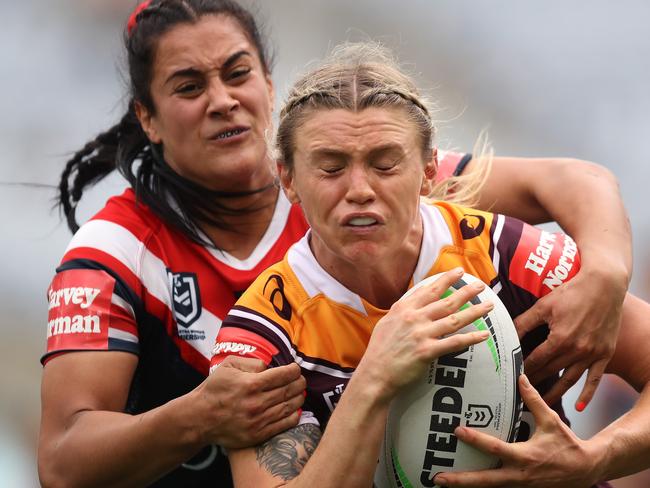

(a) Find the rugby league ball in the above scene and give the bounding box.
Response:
[375,272,523,488]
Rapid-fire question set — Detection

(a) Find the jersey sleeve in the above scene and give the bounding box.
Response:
[490,215,581,315]
[435,150,472,183]
[43,266,139,364]
[211,270,299,371]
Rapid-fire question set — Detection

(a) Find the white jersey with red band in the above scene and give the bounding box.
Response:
[212,201,580,438]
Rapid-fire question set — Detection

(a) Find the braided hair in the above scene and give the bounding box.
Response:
[57,0,273,245]
[275,41,492,206]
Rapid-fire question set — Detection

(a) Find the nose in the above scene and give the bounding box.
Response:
[345,164,376,205]
[206,78,239,116]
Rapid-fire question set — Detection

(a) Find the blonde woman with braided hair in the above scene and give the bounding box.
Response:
[212,42,650,488]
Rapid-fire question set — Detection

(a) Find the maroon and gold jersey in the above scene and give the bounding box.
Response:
[212,201,580,432]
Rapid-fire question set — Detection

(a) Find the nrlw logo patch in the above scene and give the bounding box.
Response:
[168,271,202,328]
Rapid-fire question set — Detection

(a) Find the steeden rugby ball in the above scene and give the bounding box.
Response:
[375,272,523,488]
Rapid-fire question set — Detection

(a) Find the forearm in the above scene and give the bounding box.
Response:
[477,157,632,281]
[526,159,632,281]
[232,372,389,488]
[289,375,388,487]
[587,382,650,482]
[39,392,207,488]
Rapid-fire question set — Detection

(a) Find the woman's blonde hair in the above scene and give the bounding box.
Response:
[276,41,492,206]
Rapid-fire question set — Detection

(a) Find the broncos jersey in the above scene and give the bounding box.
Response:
[212,201,581,433]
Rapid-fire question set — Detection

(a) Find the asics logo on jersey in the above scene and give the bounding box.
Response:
[263,274,292,321]
[48,286,101,310]
[459,214,485,240]
[212,341,257,356]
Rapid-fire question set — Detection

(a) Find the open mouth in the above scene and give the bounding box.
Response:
[347,217,378,227]
[213,128,248,140]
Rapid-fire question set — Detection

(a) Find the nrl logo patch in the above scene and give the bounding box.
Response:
[167,271,202,328]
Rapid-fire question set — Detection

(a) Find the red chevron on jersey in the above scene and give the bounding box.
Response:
[509,226,580,297]
[46,269,114,357]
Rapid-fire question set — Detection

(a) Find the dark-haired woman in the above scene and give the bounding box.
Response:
[38,1,632,487]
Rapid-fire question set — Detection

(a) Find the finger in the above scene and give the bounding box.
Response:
[519,374,556,427]
[253,410,302,444]
[526,351,577,386]
[433,329,489,358]
[513,299,547,339]
[421,282,488,326]
[541,362,588,406]
[257,363,303,391]
[524,338,562,383]
[407,267,465,307]
[430,301,494,337]
[574,358,607,412]
[454,425,518,461]
[221,355,267,373]
[258,375,307,409]
[257,392,305,428]
[434,466,515,487]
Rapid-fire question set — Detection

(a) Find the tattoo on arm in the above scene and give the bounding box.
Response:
[255,423,322,481]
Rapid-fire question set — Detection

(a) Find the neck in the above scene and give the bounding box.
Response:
[200,185,280,259]
[312,219,424,310]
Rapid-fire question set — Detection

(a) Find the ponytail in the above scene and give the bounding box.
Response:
[57,103,148,232]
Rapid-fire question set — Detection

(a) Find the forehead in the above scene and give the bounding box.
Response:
[152,14,259,77]
[295,107,419,157]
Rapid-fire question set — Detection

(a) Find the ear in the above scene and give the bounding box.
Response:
[420,148,438,196]
[265,74,275,112]
[277,161,300,204]
[134,101,162,144]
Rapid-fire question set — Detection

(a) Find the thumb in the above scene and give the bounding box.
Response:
[220,355,267,373]
[519,374,552,423]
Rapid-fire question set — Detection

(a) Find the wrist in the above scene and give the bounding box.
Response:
[577,247,632,288]
[583,435,612,483]
[578,256,631,291]
[165,387,212,450]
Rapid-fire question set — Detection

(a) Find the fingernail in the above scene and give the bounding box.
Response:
[454,266,464,275]
[435,476,448,486]
[455,426,466,436]
[575,401,586,412]
[473,280,485,290]
[520,374,531,389]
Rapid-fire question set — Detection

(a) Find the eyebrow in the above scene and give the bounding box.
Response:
[164,50,253,85]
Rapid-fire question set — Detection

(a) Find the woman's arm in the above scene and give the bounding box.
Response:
[471,156,632,408]
[228,270,492,488]
[38,352,305,488]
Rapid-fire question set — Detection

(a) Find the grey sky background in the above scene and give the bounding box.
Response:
[1,1,648,485]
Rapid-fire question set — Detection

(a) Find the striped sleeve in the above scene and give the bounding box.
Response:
[42,219,148,364]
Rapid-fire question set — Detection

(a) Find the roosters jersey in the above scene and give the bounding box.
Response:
[42,188,309,487]
[213,201,581,433]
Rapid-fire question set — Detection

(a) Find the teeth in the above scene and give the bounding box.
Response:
[216,128,244,139]
[349,217,377,226]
